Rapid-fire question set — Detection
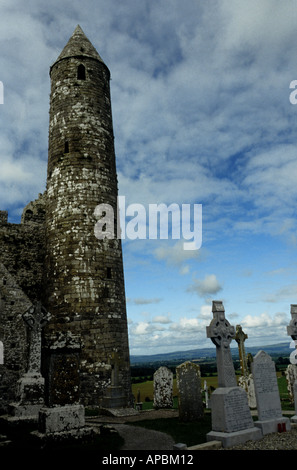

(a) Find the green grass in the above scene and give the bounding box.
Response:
[278,374,294,410]
[126,414,212,448]
[128,374,294,448]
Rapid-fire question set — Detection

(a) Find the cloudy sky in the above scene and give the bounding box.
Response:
[1,0,297,356]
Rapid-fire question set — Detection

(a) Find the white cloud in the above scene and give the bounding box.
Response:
[152,314,171,324]
[264,284,297,304]
[131,297,162,305]
[199,304,212,319]
[187,274,223,298]
[240,311,290,345]
[154,240,202,268]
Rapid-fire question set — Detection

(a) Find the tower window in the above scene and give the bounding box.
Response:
[107,267,112,279]
[77,64,86,80]
[64,141,69,153]
[103,286,109,298]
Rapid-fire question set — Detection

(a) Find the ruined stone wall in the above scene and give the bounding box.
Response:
[0,264,31,412]
[0,195,46,411]
[43,46,132,406]
[0,194,46,303]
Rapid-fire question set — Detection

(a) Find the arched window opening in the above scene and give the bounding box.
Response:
[64,141,69,153]
[77,64,86,80]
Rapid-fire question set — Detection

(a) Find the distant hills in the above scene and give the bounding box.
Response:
[130,342,291,365]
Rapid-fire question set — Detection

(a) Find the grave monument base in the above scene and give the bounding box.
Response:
[207,387,263,448]
[30,404,99,448]
[254,416,291,435]
[100,386,127,408]
[206,426,262,448]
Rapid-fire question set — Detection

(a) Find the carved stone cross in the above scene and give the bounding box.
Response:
[287,304,297,365]
[22,301,50,375]
[235,325,249,377]
[287,304,297,341]
[206,300,237,388]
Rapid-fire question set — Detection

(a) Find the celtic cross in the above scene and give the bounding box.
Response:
[22,302,50,375]
[235,325,249,377]
[287,304,297,365]
[287,304,297,341]
[206,301,237,388]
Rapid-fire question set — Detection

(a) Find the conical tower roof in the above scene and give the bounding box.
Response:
[54,25,105,65]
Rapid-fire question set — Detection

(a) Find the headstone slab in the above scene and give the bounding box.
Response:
[251,350,291,434]
[43,331,82,407]
[210,387,254,433]
[176,361,204,421]
[252,350,282,420]
[153,366,173,409]
[207,387,262,448]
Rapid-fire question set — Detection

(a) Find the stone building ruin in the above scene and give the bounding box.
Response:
[0,25,132,413]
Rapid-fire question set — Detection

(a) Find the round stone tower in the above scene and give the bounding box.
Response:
[43,25,132,407]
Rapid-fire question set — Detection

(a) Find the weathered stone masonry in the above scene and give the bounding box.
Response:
[0,25,132,411]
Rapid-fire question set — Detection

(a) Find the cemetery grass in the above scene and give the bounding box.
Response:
[129,374,294,447]
[127,414,212,448]
[131,380,212,447]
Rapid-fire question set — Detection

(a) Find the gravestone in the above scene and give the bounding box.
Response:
[176,361,204,421]
[235,325,256,408]
[101,351,127,409]
[287,304,297,424]
[153,366,173,409]
[238,374,257,409]
[251,350,291,434]
[135,388,143,411]
[285,363,297,405]
[8,302,50,422]
[206,301,262,448]
[31,331,98,446]
[204,380,209,408]
[235,325,248,377]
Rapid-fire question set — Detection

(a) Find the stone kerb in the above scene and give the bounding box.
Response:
[251,350,291,435]
[176,361,204,422]
[153,366,173,409]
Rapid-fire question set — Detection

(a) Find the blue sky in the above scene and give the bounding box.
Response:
[1,0,297,355]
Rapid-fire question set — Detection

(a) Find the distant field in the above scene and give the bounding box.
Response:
[132,376,218,403]
[132,373,291,409]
